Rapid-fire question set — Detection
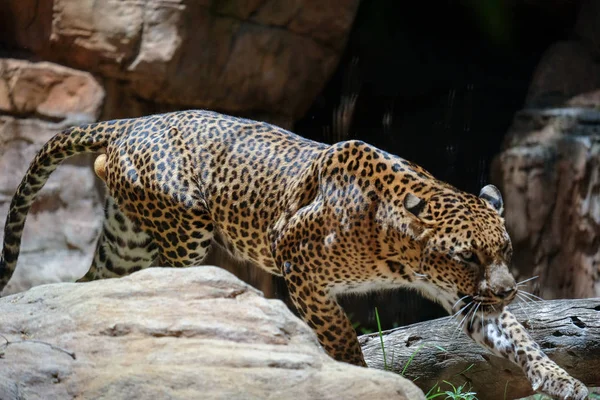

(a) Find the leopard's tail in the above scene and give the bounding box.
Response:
[0,121,117,294]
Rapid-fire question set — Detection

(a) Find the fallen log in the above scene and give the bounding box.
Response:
[359,298,600,400]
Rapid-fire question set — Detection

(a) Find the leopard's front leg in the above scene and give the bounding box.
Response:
[272,200,367,367]
[465,309,588,400]
[279,257,366,366]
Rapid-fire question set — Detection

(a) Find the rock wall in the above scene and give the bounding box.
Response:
[492,0,600,298]
[3,0,359,124]
[0,59,105,295]
[493,108,600,299]
[0,1,359,295]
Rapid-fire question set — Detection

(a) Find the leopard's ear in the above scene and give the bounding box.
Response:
[404,193,426,218]
[479,184,504,216]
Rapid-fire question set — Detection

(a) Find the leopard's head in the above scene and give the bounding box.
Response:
[403,184,516,317]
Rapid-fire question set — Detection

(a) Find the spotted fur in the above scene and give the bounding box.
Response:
[0,110,588,399]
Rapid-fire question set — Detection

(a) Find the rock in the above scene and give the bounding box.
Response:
[0,266,424,400]
[567,89,600,108]
[524,41,600,108]
[495,6,600,298]
[491,108,600,299]
[2,0,360,122]
[0,59,104,120]
[0,59,105,296]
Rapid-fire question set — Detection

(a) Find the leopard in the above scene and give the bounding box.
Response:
[0,110,588,399]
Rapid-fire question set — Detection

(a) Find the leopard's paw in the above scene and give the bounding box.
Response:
[529,364,588,400]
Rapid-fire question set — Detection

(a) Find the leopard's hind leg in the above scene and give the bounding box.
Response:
[100,128,215,269]
[78,154,159,281]
[78,195,159,281]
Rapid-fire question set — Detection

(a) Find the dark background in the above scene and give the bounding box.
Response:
[290,0,582,331]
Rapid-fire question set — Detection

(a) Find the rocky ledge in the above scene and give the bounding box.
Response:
[0,266,423,400]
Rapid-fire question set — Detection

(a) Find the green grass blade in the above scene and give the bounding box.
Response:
[374,307,388,371]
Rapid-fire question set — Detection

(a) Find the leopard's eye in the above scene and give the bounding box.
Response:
[458,251,479,265]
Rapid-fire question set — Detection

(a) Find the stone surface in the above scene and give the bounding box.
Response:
[0,59,104,120]
[0,266,425,400]
[2,0,360,122]
[567,89,600,108]
[0,59,105,296]
[491,108,600,299]
[493,1,600,299]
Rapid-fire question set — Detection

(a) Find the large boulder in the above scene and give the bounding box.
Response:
[2,0,360,124]
[0,59,105,296]
[0,266,424,400]
[492,0,600,299]
[492,107,600,299]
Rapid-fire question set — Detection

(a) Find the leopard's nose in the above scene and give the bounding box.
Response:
[489,265,517,301]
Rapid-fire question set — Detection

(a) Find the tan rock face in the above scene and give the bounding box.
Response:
[0,59,105,296]
[4,0,359,122]
[492,108,600,299]
[0,1,358,296]
[0,266,425,400]
[494,4,600,299]
[0,59,104,119]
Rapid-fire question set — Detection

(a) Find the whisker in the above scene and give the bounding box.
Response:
[413,272,429,280]
[452,295,471,311]
[517,276,539,286]
[481,306,485,330]
[515,295,533,323]
[516,292,533,305]
[516,294,533,307]
[519,290,545,302]
[456,315,470,337]
[470,303,481,330]
[456,302,473,326]
[452,301,473,319]
[454,303,474,337]
[515,293,528,305]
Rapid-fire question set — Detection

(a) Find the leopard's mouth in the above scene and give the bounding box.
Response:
[479,303,504,316]
[454,294,510,317]
[476,296,515,316]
